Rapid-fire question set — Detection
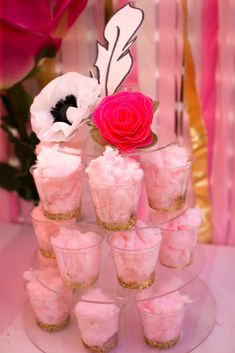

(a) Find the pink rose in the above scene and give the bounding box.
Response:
[0,0,88,88]
[93,92,154,152]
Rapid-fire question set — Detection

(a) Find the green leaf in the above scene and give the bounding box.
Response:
[0,163,19,191]
[7,83,32,120]
[35,45,57,64]
[23,66,41,81]
[14,141,35,170]
[138,131,158,150]
[1,114,18,129]
[153,100,159,113]
[16,173,39,201]
[90,127,108,147]
[28,132,40,146]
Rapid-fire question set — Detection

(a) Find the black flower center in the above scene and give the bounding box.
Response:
[50,95,77,125]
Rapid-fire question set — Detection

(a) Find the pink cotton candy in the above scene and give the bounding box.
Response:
[110,227,161,250]
[141,145,189,169]
[24,269,71,325]
[138,291,190,343]
[51,228,102,286]
[163,207,202,231]
[86,147,143,225]
[138,291,190,315]
[74,289,120,347]
[51,228,99,249]
[86,147,143,186]
[141,145,190,211]
[75,289,119,318]
[31,204,58,255]
[32,145,84,215]
[109,228,162,285]
[35,144,82,178]
[159,208,202,267]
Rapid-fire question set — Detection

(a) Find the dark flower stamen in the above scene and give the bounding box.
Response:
[50,95,77,125]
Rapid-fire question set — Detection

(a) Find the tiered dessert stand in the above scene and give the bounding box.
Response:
[23,126,216,353]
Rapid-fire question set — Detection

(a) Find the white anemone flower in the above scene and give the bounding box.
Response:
[30,72,102,142]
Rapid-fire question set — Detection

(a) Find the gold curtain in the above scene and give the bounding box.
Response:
[182,0,212,242]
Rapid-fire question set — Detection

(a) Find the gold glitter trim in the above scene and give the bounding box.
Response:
[43,207,80,221]
[149,195,185,212]
[144,335,180,349]
[64,275,98,289]
[40,247,56,260]
[36,316,70,332]
[96,214,136,231]
[82,333,118,353]
[160,254,193,269]
[117,274,155,290]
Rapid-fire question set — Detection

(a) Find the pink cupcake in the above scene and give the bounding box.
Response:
[108,225,162,289]
[31,144,84,221]
[160,208,202,268]
[24,268,72,331]
[138,291,191,349]
[86,147,143,231]
[141,145,191,211]
[74,289,120,352]
[51,224,103,289]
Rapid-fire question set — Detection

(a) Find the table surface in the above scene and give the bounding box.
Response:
[0,223,235,353]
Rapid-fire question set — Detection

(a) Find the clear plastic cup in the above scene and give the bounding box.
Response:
[30,160,84,222]
[24,270,72,332]
[88,180,142,231]
[138,292,189,349]
[51,223,103,289]
[74,289,121,352]
[108,227,162,289]
[141,155,192,212]
[159,224,200,268]
[31,204,58,259]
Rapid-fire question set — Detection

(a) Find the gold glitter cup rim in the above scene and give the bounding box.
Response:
[81,332,118,353]
[149,195,186,212]
[96,214,137,232]
[107,226,162,253]
[64,274,99,289]
[117,274,155,290]
[36,316,70,332]
[144,334,180,349]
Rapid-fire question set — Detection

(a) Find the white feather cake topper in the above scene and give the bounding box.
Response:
[93,2,144,96]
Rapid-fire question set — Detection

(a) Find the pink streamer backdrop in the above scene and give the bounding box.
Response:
[200,0,218,178]
[1,0,235,246]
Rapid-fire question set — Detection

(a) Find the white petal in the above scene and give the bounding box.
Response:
[66,107,83,124]
[30,72,102,142]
